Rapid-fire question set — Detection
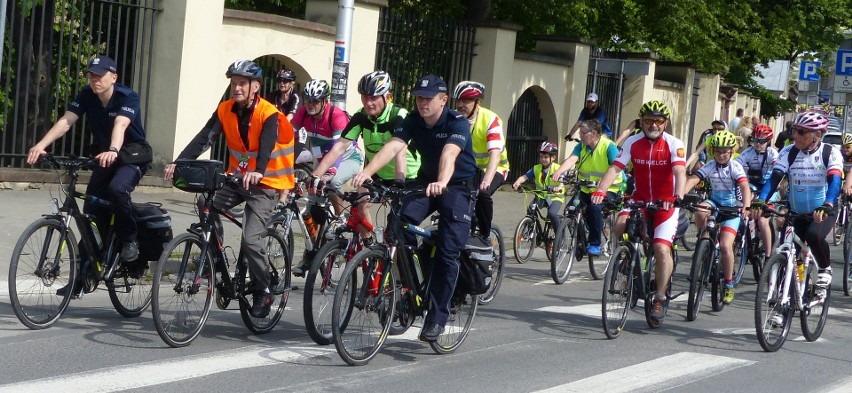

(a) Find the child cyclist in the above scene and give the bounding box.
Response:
[512,142,565,229]
[735,124,778,258]
[684,131,751,304]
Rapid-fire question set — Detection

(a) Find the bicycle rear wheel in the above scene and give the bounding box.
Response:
[304,238,349,345]
[239,231,292,334]
[687,239,712,322]
[9,218,78,329]
[602,245,633,339]
[710,257,725,312]
[478,226,505,305]
[589,214,613,280]
[844,221,852,296]
[680,211,698,251]
[512,216,536,263]
[332,247,396,366]
[754,255,794,352]
[750,229,766,282]
[151,233,214,348]
[732,233,747,287]
[108,248,154,318]
[800,263,830,341]
[551,218,577,284]
[430,290,478,354]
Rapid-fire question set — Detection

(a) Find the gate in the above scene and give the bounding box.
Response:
[587,48,626,136]
[374,8,475,109]
[506,89,546,176]
[1,0,160,168]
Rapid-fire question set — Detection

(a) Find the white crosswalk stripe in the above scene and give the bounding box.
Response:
[531,352,754,393]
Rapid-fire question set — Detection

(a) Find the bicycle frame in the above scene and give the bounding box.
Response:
[770,219,817,311]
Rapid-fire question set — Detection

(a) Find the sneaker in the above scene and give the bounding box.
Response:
[292,262,310,277]
[649,294,668,322]
[250,291,274,318]
[121,240,139,262]
[587,244,601,257]
[722,286,735,304]
[816,270,832,300]
[770,314,785,328]
[56,279,82,298]
[419,321,444,342]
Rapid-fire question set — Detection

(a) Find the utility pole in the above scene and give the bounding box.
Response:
[330,0,354,109]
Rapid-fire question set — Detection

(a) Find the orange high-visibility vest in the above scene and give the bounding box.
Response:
[217,98,295,189]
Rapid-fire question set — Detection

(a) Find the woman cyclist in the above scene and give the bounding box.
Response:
[735,124,778,258]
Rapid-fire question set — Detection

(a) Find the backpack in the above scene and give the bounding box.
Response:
[457,236,495,295]
[132,202,173,261]
[786,144,832,169]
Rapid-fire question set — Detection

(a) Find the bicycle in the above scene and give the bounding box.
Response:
[754,206,830,352]
[513,187,558,264]
[684,203,742,321]
[837,194,852,296]
[330,182,478,366]
[677,186,707,251]
[551,176,622,283]
[9,155,155,329]
[151,161,291,347]
[303,188,375,345]
[601,200,681,338]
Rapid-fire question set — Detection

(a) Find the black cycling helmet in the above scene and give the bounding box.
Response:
[358,71,392,96]
[277,69,296,81]
[225,59,262,81]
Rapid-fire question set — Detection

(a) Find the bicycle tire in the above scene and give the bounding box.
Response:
[107,249,154,318]
[732,233,747,287]
[644,256,661,329]
[680,211,698,251]
[512,216,536,263]
[687,239,712,322]
[750,227,766,282]
[332,247,396,366]
[602,245,633,339]
[478,226,506,305]
[239,231,292,334]
[710,256,725,312]
[550,218,577,284]
[8,218,78,330]
[430,290,478,354]
[800,263,830,341]
[151,233,214,348]
[590,214,613,280]
[844,221,852,296]
[544,221,556,261]
[268,214,296,263]
[754,254,794,352]
[303,238,349,345]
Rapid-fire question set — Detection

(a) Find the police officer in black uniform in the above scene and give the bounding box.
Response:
[352,74,476,342]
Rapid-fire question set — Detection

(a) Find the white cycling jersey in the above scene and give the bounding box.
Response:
[773,143,843,213]
[736,146,778,186]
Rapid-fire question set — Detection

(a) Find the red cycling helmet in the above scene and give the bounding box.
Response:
[538,141,558,155]
[752,124,773,140]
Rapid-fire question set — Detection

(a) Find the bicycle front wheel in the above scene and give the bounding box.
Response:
[680,211,698,251]
[710,256,725,312]
[478,226,505,305]
[239,231,292,334]
[590,214,613,280]
[732,234,747,287]
[9,218,78,329]
[601,245,633,339]
[513,216,536,263]
[304,238,349,345]
[151,233,214,348]
[430,290,478,354]
[332,247,396,366]
[551,218,578,284]
[108,249,154,318]
[754,255,794,352]
[800,263,830,341]
[844,221,852,296]
[687,239,712,322]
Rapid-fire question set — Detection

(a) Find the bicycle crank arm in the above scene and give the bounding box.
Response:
[669,291,685,300]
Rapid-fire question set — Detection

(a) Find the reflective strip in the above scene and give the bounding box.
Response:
[270,146,295,159]
[265,166,295,177]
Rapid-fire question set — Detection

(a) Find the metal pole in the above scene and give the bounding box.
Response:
[330,0,354,109]
[0,0,7,81]
[687,72,701,155]
[614,60,624,135]
[591,58,598,94]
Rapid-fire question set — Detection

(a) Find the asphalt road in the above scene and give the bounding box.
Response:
[1,187,851,392]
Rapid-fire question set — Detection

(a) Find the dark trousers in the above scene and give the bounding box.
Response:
[578,191,618,246]
[401,183,474,326]
[473,170,504,236]
[792,212,836,269]
[84,163,145,242]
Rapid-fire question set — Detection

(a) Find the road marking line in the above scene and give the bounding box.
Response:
[531,352,754,393]
[0,345,335,393]
[823,376,852,393]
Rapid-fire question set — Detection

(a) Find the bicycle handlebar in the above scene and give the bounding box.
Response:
[39,154,98,171]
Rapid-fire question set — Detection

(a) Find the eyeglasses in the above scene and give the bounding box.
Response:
[304,98,323,104]
[714,149,733,156]
[794,126,816,135]
[642,118,667,126]
[579,128,595,134]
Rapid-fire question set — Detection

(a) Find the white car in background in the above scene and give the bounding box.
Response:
[823,130,843,150]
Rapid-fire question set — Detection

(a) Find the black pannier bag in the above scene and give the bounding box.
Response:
[457,236,495,295]
[172,159,225,193]
[132,202,173,261]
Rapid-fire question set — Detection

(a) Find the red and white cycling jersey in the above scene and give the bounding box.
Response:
[614,132,686,203]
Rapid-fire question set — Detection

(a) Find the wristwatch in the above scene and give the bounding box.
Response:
[109,147,119,153]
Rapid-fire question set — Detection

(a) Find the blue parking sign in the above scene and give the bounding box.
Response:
[837,50,852,76]
[799,61,821,81]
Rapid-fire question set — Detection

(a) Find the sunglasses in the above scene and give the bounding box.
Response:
[752,138,769,144]
[642,118,667,126]
[794,126,816,135]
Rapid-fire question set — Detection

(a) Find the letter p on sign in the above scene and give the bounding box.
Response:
[800,61,821,81]
[836,50,852,76]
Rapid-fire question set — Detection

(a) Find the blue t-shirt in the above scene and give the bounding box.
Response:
[394,106,476,182]
[578,108,612,138]
[571,141,619,162]
[67,84,147,151]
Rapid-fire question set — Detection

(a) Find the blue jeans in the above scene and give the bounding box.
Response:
[578,191,617,246]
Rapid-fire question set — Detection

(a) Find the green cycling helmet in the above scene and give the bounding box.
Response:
[710,130,737,148]
[639,100,671,118]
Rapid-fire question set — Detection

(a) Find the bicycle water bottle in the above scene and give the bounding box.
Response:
[302,211,318,243]
[88,195,111,208]
[796,258,805,282]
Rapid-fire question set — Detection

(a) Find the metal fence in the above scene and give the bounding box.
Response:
[506,89,546,177]
[1,0,159,168]
[374,8,476,110]
[586,48,626,136]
